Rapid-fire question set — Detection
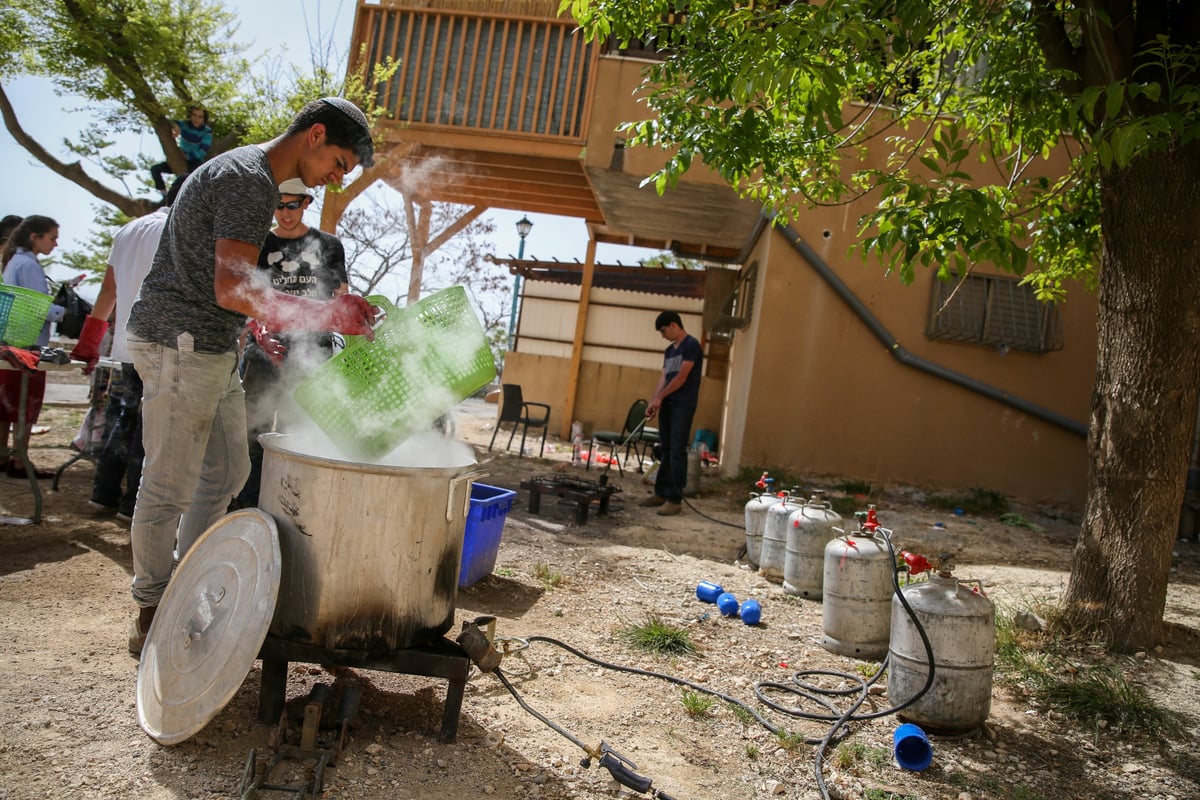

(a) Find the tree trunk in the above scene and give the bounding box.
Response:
[1063,140,1200,651]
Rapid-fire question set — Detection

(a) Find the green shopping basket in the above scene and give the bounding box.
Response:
[293,286,497,460]
[0,293,14,342]
[0,286,53,348]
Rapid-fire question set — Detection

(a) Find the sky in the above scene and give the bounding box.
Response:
[0,0,659,301]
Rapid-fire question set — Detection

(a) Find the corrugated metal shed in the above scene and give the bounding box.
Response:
[506,260,708,298]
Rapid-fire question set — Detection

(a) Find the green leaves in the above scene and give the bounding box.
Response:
[567,0,1200,293]
[7,0,249,140]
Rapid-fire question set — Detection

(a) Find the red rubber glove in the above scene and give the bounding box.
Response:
[247,319,287,366]
[259,294,378,339]
[68,315,110,375]
[318,295,378,339]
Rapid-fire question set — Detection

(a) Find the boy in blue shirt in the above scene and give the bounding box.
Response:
[639,311,703,516]
[149,105,213,194]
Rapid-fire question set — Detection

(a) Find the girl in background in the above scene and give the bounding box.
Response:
[1,215,66,478]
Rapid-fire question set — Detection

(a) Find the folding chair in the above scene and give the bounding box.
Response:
[487,383,551,457]
[587,399,654,476]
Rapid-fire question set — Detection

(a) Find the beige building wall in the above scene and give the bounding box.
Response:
[584,56,732,187]
[720,208,1096,505]
[516,282,700,371]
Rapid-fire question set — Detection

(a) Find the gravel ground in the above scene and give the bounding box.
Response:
[0,384,1197,800]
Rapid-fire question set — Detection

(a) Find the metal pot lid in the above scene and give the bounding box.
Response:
[137,509,281,745]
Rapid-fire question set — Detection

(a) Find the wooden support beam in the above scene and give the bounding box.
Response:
[427,206,488,252]
[404,197,432,304]
[316,148,410,232]
[560,236,597,439]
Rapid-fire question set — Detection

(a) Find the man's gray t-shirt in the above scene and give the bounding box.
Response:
[128,145,278,353]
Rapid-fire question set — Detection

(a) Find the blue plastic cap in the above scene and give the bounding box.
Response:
[716,592,740,617]
[894,723,933,771]
[739,599,761,626]
[696,581,724,603]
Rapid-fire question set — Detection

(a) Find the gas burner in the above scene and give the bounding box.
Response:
[526,474,618,493]
[519,475,622,524]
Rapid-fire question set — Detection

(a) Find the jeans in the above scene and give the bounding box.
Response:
[654,399,696,504]
[232,336,332,509]
[128,336,250,608]
[91,363,144,516]
[149,158,203,192]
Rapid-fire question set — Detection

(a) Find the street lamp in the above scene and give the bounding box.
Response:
[508,215,533,349]
[515,215,533,258]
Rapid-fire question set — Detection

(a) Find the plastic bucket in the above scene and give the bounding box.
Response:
[0,286,52,347]
[459,482,517,588]
[293,286,496,460]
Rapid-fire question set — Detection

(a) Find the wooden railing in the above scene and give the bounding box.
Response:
[353,5,598,143]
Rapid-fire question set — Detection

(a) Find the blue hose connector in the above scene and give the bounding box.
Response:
[894,723,933,771]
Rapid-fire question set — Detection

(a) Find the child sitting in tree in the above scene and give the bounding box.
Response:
[149,105,212,195]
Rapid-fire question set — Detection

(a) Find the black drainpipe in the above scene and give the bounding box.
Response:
[776,224,1088,438]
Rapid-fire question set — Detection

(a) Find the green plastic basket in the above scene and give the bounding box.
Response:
[0,293,14,341]
[0,286,53,348]
[293,286,497,460]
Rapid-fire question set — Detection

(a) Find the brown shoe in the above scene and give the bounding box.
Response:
[128,606,157,656]
[637,495,666,507]
[656,502,682,516]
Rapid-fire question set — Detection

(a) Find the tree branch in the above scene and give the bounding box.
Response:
[0,82,157,218]
[59,0,189,173]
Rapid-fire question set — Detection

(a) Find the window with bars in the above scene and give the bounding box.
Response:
[927,272,1062,353]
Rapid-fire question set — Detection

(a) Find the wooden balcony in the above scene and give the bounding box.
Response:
[350,0,603,219]
[347,1,761,258]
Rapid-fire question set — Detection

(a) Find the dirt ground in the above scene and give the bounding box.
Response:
[1,371,1198,800]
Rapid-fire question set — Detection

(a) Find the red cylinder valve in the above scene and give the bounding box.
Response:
[902,551,932,576]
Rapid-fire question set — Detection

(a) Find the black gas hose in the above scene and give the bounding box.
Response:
[474,519,938,800]
[491,668,677,799]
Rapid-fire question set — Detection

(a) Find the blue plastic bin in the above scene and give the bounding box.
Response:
[459,482,516,588]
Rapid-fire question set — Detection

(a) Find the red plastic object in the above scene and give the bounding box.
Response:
[903,551,932,576]
[863,506,880,532]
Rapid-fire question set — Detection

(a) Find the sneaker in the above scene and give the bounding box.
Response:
[116,511,134,523]
[128,606,156,656]
[637,495,666,507]
[88,500,118,513]
[656,502,682,516]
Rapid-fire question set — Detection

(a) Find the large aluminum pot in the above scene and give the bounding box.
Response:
[259,433,476,651]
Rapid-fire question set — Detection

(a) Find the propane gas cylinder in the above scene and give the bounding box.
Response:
[759,493,802,583]
[821,511,894,659]
[743,474,775,567]
[685,448,701,496]
[782,496,842,599]
[888,570,995,733]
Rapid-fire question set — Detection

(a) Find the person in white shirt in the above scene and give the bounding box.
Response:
[73,186,179,519]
